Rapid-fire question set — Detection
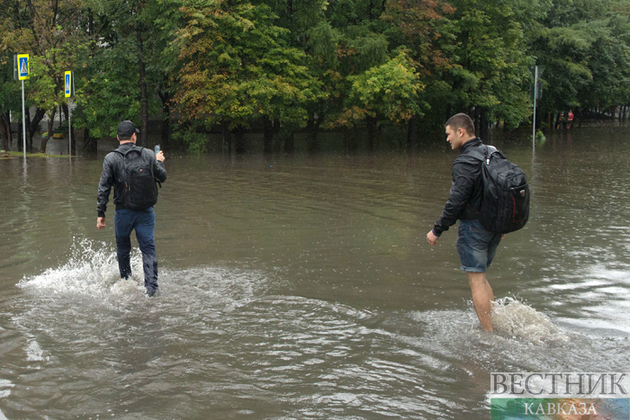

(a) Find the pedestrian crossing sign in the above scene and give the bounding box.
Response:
[17,54,29,80]
[64,71,74,98]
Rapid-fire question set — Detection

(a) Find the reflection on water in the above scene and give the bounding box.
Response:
[1,126,630,418]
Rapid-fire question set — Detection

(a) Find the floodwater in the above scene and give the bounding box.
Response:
[1,126,629,419]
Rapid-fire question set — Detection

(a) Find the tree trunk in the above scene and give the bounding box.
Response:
[158,89,171,148]
[344,126,358,153]
[83,127,98,155]
[28,107,47,152]
[222,122,232,154]
[6,112,12,150]
[0,117,8,151]
[407,115,418,150]
[1,112,11,151]
[283,131,294,154]
[39,108,56,153]
[136,2,149,147]
[263,115,273,154]
[70,125,76,156]
[234,126,247,154]
[25,107,32,152]
[61,104,76,155]
[306,113,321,154]
[479,109,489,139]
[366,116,378,152]
[17,122,22,152]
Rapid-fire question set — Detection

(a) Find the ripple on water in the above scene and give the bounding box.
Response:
[6,238,630,419]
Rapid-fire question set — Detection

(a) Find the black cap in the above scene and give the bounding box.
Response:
[117,120,140,139]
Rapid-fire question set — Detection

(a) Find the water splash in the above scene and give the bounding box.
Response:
[493,297,569,345]
[25,340,47,362]
[0,379,14,400]
[17,237,144,301]
[15,237,275,310]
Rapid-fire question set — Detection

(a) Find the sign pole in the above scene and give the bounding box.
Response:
[17,54,30,159]
[68,99,72,157]
[64,71,74,157]
[532,66,538,149]
[21,79,26,159]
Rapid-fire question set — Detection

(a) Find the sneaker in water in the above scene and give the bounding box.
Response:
[145,288,159,297]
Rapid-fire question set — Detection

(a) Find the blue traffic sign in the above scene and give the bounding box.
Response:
[17,54,29,80]
[65,71,72,97]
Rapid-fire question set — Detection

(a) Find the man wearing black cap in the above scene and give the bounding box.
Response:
[96,120,167,296]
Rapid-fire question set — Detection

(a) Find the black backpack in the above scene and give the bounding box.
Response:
[476,145,529,234]
[115,146,159,210]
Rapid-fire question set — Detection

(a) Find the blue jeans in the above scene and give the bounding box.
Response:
[457,219,502,273]
[114,208,158,293]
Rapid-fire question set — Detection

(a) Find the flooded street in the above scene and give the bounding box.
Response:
[1,127,629,419]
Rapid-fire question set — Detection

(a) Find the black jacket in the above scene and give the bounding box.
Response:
[433,137,485,236]
[97,143,167,217]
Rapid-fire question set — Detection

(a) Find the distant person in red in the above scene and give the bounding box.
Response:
[568,109,574,128]
[556,112,565,129]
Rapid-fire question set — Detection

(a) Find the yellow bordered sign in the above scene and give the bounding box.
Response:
[64,71,74,98]
[17,54,29,80]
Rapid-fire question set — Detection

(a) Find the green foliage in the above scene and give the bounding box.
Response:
[530,0,630,115]
[0,53,20,115]
[2,0,630,152]
[307,21,340,66]
[0,0,88,143]
[73,40,142,138]
[172,123,211,154]
[336,50,423,126]
[442,0,532,127]
[173,0,323,130]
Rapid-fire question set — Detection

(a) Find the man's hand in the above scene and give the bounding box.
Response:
[427,230,439,246]
[97,217,106,230]
[156,151,165,162]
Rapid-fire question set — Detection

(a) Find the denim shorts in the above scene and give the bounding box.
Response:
[457,219,502,273]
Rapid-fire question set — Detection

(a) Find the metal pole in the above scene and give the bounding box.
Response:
[68,99,72,157]
[21,79,26,159]
[532,66,538,148]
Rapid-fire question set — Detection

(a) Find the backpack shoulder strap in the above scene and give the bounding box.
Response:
[484,145,505,164]
[467,144,486,162]
[114,146,142,157]
[485,145,494,163]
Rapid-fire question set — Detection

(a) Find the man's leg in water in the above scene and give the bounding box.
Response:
[468,272,494,332]
[135,208,158,296]
[115,209,134,280]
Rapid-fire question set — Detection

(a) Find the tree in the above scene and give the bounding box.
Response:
[312,0,397,146]
[73,38,141,141]
[339,50,423,150]
[0,54,20,150]
[172,0,321,153]
[0,0,87,152]
[530,1,630,119]
[383,0,455,141]
[441,0,532,132]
